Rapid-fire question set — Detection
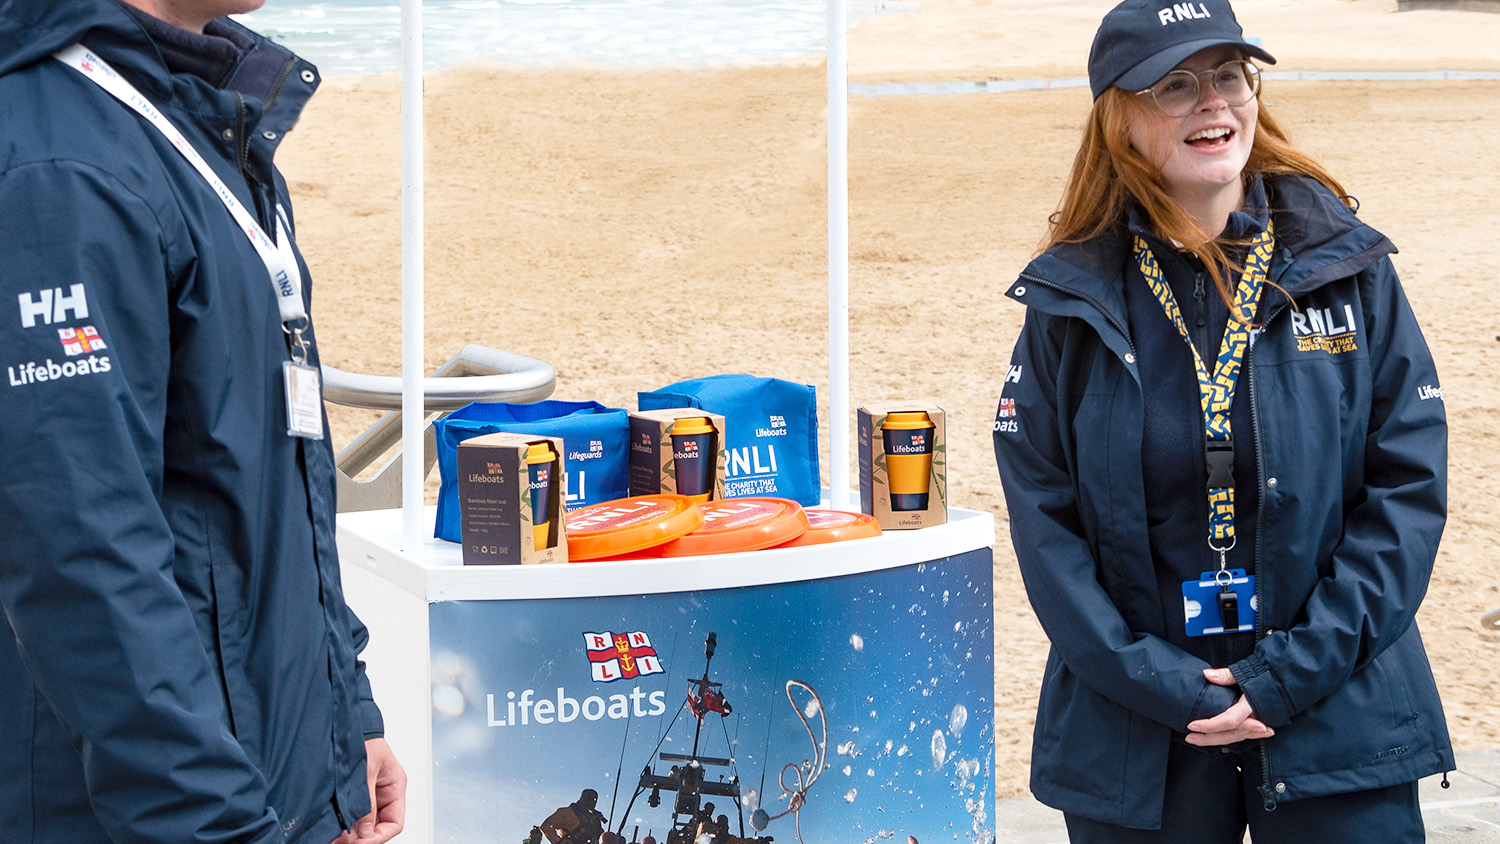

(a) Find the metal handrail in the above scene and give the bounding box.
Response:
[322,344,555,412]
[323,344,557,512]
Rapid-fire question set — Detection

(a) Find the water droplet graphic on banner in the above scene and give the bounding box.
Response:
[950,702,968,737]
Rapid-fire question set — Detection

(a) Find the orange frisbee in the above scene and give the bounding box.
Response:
[565,495,704,561]
[777,509,883,547]
[654,498,810,557]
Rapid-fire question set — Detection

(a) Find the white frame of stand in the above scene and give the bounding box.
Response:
[394,0,853,551]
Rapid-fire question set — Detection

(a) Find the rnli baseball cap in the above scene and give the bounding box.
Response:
[1088,0,1275,100]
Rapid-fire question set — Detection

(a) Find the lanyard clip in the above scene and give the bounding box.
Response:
[284,317,311,365]
[1205,436,1235,489]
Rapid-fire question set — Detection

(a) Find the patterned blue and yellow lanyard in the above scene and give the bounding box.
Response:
[1133,220,1275,570]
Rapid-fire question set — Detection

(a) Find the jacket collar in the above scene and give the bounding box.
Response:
[117,1,246,88]
[1126,171,1271,253]
[1010,174,1396,326]
[2,0,316,126]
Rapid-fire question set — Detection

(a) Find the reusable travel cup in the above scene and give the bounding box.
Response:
[669,416,716,503]
[526,441,556,549]
[881,411,935,511]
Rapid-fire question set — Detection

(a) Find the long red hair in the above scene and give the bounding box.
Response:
[1046,79,1349,305]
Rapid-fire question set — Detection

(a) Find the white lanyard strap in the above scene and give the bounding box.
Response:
[52,43,308,337]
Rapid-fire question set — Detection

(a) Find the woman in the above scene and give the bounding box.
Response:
[992,0,1452,840]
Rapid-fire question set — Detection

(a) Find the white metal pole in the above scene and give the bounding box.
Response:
[400,0,425,550]
[827,0,850,509]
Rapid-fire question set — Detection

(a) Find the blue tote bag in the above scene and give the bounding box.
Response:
[432,399,630,542]
[638,374,820,506]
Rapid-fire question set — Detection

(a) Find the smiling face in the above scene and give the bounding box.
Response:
[1127,45,1258,227]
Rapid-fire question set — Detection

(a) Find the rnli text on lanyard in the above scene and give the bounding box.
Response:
[1134,221,1274,559]
[52,44,324,440]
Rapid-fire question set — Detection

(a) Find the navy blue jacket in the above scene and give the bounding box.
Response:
[993,174,1452,828]
[0,2,379,842]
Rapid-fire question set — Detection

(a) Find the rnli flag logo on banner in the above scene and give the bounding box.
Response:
[583,631,665,683]
[58,325,106,356]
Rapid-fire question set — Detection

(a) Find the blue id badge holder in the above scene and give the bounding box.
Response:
[1182,569,1256,636]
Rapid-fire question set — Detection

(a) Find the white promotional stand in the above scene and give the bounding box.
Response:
[336,2,998,840]
[337,505,995,842]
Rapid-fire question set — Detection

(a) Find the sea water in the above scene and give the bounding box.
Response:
[235,0,844,77]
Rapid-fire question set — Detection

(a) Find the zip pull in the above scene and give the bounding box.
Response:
[1259,783,1277,812]
[1442,771,1451,789]
[1194,271,1208,328]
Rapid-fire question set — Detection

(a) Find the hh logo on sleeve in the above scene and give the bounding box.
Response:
[19,285,89,328]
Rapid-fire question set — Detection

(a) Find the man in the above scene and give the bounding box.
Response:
[0,1,405,843]
[542,789,607,844]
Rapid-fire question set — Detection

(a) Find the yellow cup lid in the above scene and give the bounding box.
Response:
[881,411,933,431]
[565,495,704,561]
[669,415,715,436]
[776,509,883,547]
[654,498,809,557]
[525,441,556,464]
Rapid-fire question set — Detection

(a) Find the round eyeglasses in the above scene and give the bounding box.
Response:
[1135,61,1261,118]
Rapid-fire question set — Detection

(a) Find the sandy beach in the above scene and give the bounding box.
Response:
[278,0,1500,799]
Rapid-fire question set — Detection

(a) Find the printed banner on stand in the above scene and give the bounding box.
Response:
[427,548,995,843]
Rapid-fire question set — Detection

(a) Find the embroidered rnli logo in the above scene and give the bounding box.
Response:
[1158,2,1211,25]
[994,396,1019,434]
[58,325,106,356]
[1290,303,1360,355]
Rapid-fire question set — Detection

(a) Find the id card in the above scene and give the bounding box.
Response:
[1182,569,1256,637]
[282,361,325,440]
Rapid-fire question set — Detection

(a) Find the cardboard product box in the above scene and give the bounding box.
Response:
[628,408,728,501]
[858,402,947,530]
[456,432,568,565]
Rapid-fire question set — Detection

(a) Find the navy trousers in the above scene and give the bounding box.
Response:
[1063,739,1425,843]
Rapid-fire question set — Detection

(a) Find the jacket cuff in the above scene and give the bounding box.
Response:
[360,698,386,739]
[1188,682,1240,725]
[1229,652,1294,728]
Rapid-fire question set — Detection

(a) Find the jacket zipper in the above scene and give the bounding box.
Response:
[233,92,251,176]
[233,56,299,228]
[261,55,299,115]
[1193,269,1208,351]
[1016,272,1139,361]
[1250,299,1290,812]
[231,91,275,231]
